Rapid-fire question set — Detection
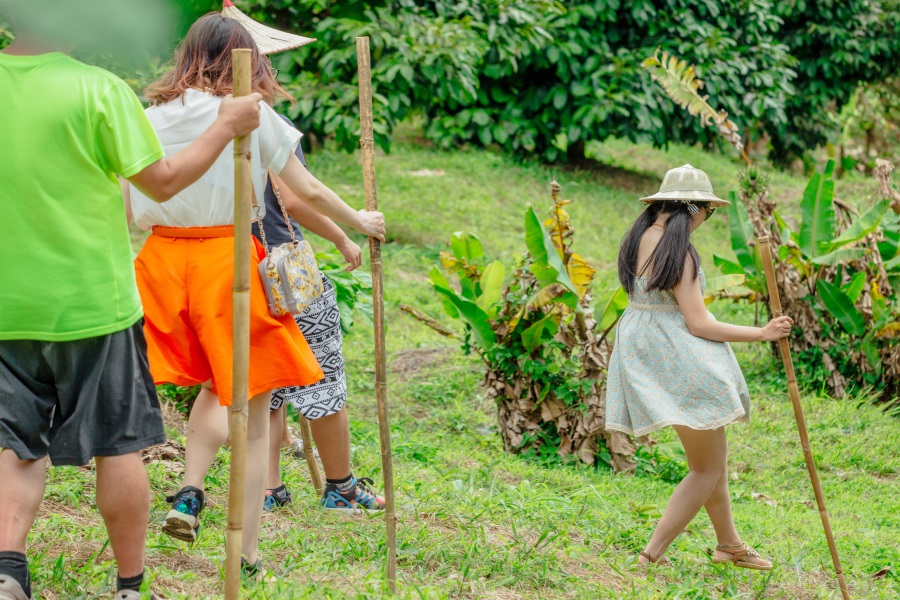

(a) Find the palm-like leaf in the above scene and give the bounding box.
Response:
[641,50,746,160]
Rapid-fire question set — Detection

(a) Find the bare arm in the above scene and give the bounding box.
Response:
[272,174,363,271]
[673,257,792,343]
[126,93,263,202]
[276,154,386,242]
[120,177,133,225]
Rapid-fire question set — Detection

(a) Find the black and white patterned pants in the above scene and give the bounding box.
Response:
[269,275,348,419]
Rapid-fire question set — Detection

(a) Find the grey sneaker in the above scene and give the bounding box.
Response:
[0,575,30,600]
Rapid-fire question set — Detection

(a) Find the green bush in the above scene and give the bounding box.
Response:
[720,160,900,399]
[227,0,900,165]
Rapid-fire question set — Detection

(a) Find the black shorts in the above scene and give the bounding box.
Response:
[0,320,166,466]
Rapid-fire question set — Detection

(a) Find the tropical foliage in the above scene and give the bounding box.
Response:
[404,183,638,470]
[178,0,900,165]
[744,162,900,397]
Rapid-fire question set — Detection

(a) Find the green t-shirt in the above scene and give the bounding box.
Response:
[0,52,165,341]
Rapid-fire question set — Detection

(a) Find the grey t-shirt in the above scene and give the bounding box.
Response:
[252,116,306,248]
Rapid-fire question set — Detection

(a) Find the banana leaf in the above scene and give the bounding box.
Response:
[727,191,758,276]
[521,313,561,353]
[713,254,746,276]
[816,279,865,336]
[525,206,577,295]
[820,200,889,254]
[449,231,484,263]
[434,284,497,351]
[810,248,867,266]
[595,286,629,332]
[476,260,506,318]
[842,271,867,303]
[430,267,459,319]
[799,160,836,258]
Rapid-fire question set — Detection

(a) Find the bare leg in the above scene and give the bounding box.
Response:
[182,386,229,491]
[704,470,742,548]
[239,391,271,563]
[95,452,150,578]
[640,426,728,561]
[0,450,47,553]
[307,407,351,480]
[267,406,284,490]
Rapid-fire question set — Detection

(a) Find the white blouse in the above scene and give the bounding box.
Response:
[131,89,302,229]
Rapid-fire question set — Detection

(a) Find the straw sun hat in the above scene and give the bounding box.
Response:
[221,0,315,55]
[640,164,730,210]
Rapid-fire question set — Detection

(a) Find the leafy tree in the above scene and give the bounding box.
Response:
[770,0,900,167]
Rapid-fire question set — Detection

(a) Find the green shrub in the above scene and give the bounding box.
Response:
[226,0,900,165]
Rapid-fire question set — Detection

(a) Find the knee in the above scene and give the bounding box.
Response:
[688,460,727,481]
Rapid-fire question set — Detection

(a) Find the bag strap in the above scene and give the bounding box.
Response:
[267,169,297,245]
[251,186,270,261]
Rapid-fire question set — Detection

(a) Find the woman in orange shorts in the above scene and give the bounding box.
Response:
[127,14,386,572]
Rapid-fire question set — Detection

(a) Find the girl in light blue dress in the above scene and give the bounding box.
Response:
[606,165,793,569]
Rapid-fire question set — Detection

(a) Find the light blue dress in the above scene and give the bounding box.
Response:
[605,269,750,437]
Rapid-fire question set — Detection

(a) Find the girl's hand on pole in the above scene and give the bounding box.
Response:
[217,93,263,137]
[357,209,386,242]
[336,238,363,271]
[760,315,794,341]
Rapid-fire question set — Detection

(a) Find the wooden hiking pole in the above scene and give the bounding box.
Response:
[758,236,851,600]
[298,416,323,495]
[356,36,398,594]
[225,48,253,600]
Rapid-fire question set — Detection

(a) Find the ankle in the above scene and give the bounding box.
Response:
[117,571,144,592]
[0,551,30,598]
[326,473,355,495]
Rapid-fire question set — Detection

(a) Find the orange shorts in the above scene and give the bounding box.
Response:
[135,225,324,406]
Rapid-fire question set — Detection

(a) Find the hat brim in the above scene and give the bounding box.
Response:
[639,190,730,208]
[223,5,316,55]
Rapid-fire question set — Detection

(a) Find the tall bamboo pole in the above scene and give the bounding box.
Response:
[298,416,323,495]
[225,48,253,600]
[356,36,397,594]
[758,236,851,600]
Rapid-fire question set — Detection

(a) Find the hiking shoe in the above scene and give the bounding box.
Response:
[162,486,205,543]
[321,477,385,511]
[114,591,161,600]
[0,575,30,600]
[263,484,292,511]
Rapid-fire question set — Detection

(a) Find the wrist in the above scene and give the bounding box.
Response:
[353,210,366,233]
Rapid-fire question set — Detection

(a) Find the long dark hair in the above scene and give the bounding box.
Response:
[145,13,291,105]
[617,201,704,294]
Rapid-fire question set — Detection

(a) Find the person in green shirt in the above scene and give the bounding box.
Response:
[0,11,264,600]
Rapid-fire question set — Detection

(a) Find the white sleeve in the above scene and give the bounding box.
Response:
[258,102,303,174]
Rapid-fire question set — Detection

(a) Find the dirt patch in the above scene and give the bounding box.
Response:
[388,347,454,382]
[159,399,189,438]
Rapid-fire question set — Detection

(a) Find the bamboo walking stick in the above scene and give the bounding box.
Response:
[298,416,323,495]
[225,48,253,600]
[758,236,851,600]
[356,36,398,594]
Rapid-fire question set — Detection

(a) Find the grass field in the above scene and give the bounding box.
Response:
[28,135,900,599]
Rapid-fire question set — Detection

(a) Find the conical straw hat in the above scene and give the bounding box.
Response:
[221,0,315,55]
[639,164,730,208]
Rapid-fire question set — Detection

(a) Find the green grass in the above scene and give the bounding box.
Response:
[27,136,900,599]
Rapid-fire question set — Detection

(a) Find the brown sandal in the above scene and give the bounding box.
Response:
[712,543,772,571]
[639,551,672,566]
